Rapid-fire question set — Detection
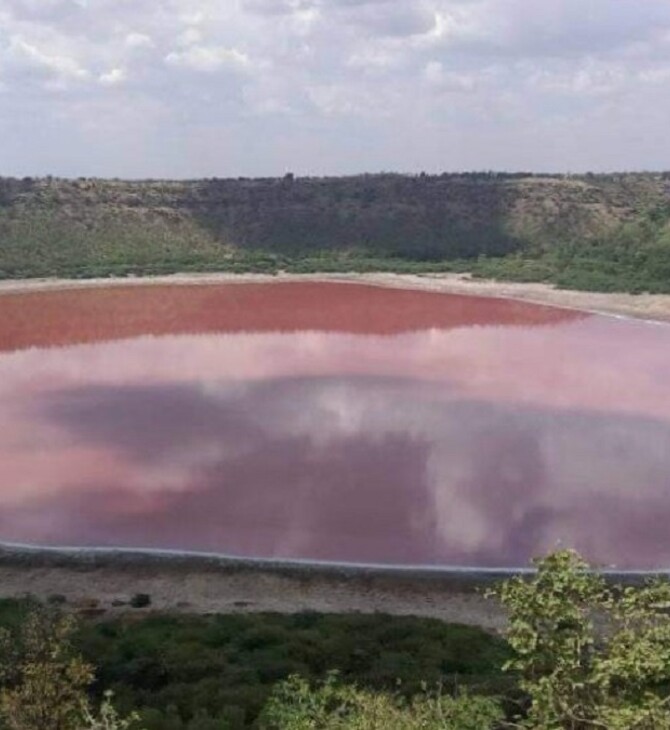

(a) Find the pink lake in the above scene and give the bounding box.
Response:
[1,282,670,570]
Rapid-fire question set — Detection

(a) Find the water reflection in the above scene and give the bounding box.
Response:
[0,282,582,352]
[1,284,670,569]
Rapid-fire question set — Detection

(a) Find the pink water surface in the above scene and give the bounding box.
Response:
[1,282,670,569]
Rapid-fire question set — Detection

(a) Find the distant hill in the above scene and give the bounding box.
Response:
[1,172,669,291]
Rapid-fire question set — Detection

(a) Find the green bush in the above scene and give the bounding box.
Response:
[259,673,503,729]
[129,594,152,609]
[71,612,509,728]
[492,550,670,729]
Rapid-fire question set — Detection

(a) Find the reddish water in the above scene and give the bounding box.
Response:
[2,282,670,570]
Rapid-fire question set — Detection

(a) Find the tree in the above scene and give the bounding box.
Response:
[0,609,94,730]
[491,549,670,729]
[0,608,140,730]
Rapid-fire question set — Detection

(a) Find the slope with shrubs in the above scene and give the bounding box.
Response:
[4,551,670,728]
[0,602,511,730]
[1,173,669,291]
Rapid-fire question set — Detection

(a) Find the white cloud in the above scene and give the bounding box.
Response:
[164,45,250,73]
[423,61,477,91]
[333,0,435,38]
[5,35,89,85]
[429,0,670,58]
[639,66,670,85]
[307,84,369,117]
[125,32,154,49]
[347,42,404,72]
[3,0,87,22]
[176,27,203,47]
[98,67,126,86]
[0,0,669,176]
[243,0,317,15]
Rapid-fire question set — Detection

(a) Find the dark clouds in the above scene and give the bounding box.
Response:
[0,1,669,175]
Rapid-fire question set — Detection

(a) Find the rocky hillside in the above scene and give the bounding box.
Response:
[1,172,669,290]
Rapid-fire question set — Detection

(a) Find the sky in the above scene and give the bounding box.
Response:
[1,0,670,178]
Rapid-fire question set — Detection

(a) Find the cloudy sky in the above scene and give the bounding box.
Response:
[1,0,670,178]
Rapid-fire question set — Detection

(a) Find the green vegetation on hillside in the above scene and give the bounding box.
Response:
[1,173,669,292]
[471,201,670,293]
[4,551,670,728]
[0,601,510,729]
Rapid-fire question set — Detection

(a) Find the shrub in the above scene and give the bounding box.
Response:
[46,594,68,606]
[259,673,503,729]
[130,594,152,609]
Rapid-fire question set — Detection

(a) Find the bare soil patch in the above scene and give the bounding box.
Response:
[0,550,506,630]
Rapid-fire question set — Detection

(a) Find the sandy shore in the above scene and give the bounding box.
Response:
[1,271,670,323]
[0,549,507,631]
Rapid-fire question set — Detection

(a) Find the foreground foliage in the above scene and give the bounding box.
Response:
[493,550,670,729]
[3,550,670,728]
[81,612,507,729]
[260,674,503,729]
[0,603,508,729]
[0,609,137,730]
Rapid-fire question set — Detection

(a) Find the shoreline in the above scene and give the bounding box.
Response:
[1,271,670,324]
[1,546,664,630]
[0,546,507,631]
[3,271,670,625]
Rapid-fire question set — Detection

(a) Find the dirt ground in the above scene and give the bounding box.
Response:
[1,271,670,323]
[0,551,508,631]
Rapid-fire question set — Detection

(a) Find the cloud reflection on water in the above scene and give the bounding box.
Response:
[0,290,669,568]
[1,375,670,568]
